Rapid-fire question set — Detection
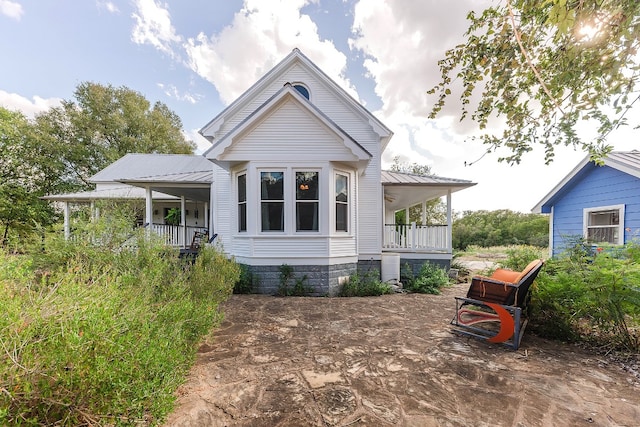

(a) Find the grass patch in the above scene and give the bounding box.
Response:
[0,232,239,425]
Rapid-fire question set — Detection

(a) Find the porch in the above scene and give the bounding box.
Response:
[382,223,449,252]
[146,223,209,248]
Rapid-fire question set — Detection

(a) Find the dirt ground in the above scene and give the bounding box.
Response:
[164,281,639,427]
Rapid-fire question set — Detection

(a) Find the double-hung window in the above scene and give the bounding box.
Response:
[335,174,348,232]
[237,173,247,232]
[296,171,319,231]
[584,204,625,245]
[261,171,284,231]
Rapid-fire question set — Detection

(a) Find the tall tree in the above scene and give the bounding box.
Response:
[389,156,447,225]
[428,0,640,164]
[0,108,56,246]
[35,82,195,190]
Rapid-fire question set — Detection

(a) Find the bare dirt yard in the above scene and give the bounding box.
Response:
[164,281,639,427]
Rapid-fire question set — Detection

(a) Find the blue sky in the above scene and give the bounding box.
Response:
[1,0,637,212]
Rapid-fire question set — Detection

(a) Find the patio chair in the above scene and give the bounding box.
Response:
[450,259,544,350]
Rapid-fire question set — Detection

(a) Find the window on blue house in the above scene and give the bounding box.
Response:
[584,204,625,245]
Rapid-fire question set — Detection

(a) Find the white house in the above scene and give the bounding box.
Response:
[46,49,475,294]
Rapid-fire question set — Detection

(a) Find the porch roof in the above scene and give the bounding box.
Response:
[382,170,476,211]
[42,185,178,202]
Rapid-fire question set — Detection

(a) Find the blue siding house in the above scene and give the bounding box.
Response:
[533,151,640,257]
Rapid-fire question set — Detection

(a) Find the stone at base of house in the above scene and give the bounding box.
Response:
[400,258,450,279]
[240,257,452,296]
[243,263,358,296]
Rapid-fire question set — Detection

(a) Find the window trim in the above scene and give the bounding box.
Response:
[334,172,349,233]
[260,170,286,232]
[237,172,247,232]
[583,204,625,245]
[294,170,320,232]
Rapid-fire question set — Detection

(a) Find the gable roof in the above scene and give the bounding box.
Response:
[203,83,372,165]
[532,150,640,213]
[199,48,392,146]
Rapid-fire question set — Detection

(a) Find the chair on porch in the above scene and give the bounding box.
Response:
[450,259,544,350]
[180,231,218,261]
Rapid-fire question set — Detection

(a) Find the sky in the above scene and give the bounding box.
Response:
[1,0,638,213]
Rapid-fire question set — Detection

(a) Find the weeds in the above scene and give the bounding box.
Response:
[0,222,239,425]
[339,269,391,297]
[403,261,450,294]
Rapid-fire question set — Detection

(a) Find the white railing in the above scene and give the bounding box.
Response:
[147,223,208,247]
[383,223,450,252]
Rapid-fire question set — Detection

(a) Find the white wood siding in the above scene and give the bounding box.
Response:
[224,100,356,161]
[213,165,231,248]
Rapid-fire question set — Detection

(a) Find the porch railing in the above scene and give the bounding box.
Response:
[383,223,450,252]
[148,223,208,247]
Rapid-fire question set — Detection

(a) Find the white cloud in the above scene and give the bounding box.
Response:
[131,0,182,58]
[157,83,201,104]
[97,1,119,14]
[0,0,23,20]
[0,90,61,118]
[183,0,357,105]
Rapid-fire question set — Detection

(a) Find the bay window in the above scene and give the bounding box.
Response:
[296,171,319,231]
[261,171,284,231]
[335,173,348,232]
[237,173,247,232]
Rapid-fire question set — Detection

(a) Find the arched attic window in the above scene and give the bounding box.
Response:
[293,83,310,100]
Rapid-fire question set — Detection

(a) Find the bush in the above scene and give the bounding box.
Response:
[527,241,640,352]
[0,231,239,425]
[234,264,256,294]
[339,269,392,297]
[404,262,449,294]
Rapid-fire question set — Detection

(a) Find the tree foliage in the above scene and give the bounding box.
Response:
[452,209,549,249]
[0,82,195,244]
[0,108,56,246]
[35,82,195,190]
[428,0,640,164]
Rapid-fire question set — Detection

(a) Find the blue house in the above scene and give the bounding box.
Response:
[532,151,640,257]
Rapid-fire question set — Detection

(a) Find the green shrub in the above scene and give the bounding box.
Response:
[404,261,449,294]
[0,232,239,425]
[339,269,392,297]
[234,264,256,294]
[528,241,640,352]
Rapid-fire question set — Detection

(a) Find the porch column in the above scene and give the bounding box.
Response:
[145,186,153,236]
[181,196,187,247]
[421,201,427,225]
[446,189,452,253]
[404,208,409,224]
[204,202,209,231]
[63,202,70,240]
